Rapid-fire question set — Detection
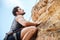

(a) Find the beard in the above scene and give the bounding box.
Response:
[20,12,25,15]
[22,12,25,15]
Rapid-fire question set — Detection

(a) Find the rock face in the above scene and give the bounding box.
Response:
[31,0,60,40]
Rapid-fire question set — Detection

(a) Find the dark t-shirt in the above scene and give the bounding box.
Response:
[4,17,23,40]
[9,18,24,33]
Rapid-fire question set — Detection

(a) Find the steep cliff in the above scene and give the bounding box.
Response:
[31,0,60,40]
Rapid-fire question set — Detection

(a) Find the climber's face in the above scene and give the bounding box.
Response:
[16,8,25,15]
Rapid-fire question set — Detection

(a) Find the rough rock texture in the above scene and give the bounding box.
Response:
[31,0,60,40]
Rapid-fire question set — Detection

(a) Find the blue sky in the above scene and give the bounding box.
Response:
[0,0,38,40]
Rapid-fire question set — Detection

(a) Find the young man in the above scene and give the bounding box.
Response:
[6,6,39,40]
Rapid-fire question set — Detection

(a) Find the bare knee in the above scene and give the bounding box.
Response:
[21,26,37,39]
[31,26,37,30]
[22,26,37,40]
[21,26,37,32]
[30,26,37,32]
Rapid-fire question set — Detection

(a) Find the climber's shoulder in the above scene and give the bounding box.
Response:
[15,15,24,22]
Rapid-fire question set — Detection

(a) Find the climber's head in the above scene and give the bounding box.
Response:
[12,6,25,16]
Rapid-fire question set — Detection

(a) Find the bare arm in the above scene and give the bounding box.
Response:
[16,15,39,27]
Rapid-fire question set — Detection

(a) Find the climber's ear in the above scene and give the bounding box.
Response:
[16,12,19,15]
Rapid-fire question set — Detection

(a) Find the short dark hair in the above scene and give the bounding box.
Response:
[12,6,19,16]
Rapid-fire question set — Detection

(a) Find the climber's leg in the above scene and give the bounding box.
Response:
[21,26,37,40]
[22,29,36,40]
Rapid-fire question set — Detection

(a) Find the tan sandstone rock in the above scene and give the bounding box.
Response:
[31,0,60,40]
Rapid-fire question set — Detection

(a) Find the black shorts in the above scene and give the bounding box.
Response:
[7,31,21,40]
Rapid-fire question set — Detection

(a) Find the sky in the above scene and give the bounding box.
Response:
[0,0,38,40]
